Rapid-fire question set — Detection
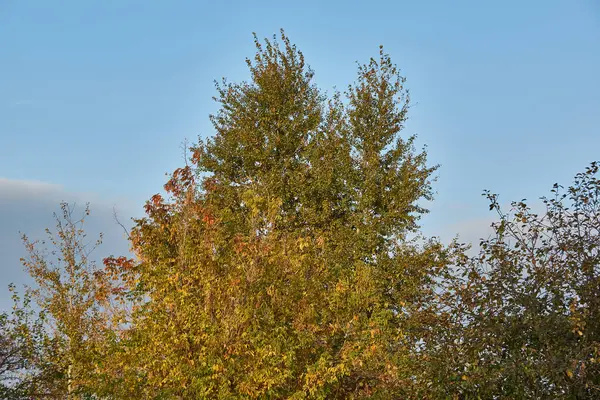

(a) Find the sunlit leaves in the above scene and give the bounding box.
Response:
[106,30,443,399]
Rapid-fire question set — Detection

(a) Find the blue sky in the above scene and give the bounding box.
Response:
[0,1,599,307]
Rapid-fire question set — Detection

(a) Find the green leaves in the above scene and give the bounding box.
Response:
[11,30,598,400]
[113,31,443,399]
[431,161,600,399]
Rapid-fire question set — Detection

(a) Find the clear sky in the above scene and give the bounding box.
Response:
[0,1,599,307]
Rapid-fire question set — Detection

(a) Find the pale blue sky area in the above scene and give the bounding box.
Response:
[0,0,599,300]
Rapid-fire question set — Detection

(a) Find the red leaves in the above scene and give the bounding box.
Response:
[103,256,136,274]
[102,256,138,297]
[110,286,126,296]
[151,194,163,205]
[164,166,195,197]
[144,193,171,217]
[202,212,216,226]
[191,148,202,165]
[233,234,248,254]
[203,177,217,193]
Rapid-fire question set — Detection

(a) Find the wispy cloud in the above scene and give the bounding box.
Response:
[0,178,63,200]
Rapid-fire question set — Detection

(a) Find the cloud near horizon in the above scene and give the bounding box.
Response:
[0,178,136,311]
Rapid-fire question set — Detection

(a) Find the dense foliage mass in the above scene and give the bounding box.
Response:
[2,32,598,399]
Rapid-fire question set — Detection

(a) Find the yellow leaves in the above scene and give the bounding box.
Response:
[316,236,325,246]
[569,300,578,313]
[297,237,310,251]
[566,369,574,379]
[328,322,340,333]
[353,358,364,368]
[335,281,346,293]
[384,362,399,376]
[304,361,349,395]
[241,189,262,218]
[241,189,283,223]
[169,272,180,283]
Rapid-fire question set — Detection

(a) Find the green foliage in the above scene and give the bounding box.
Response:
[105,30,441,399]
[4,30,599,399]
[430,162,600,399]
[11,202,121,399]
[0,288,44,399]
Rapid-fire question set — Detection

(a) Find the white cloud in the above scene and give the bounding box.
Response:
[0,178,63,200]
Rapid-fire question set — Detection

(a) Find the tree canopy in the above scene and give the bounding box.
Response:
[2,31,599,399]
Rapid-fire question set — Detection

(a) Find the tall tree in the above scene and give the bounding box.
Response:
[107,30,446,399]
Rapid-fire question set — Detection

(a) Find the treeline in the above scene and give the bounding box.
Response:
[1,32,599,399]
